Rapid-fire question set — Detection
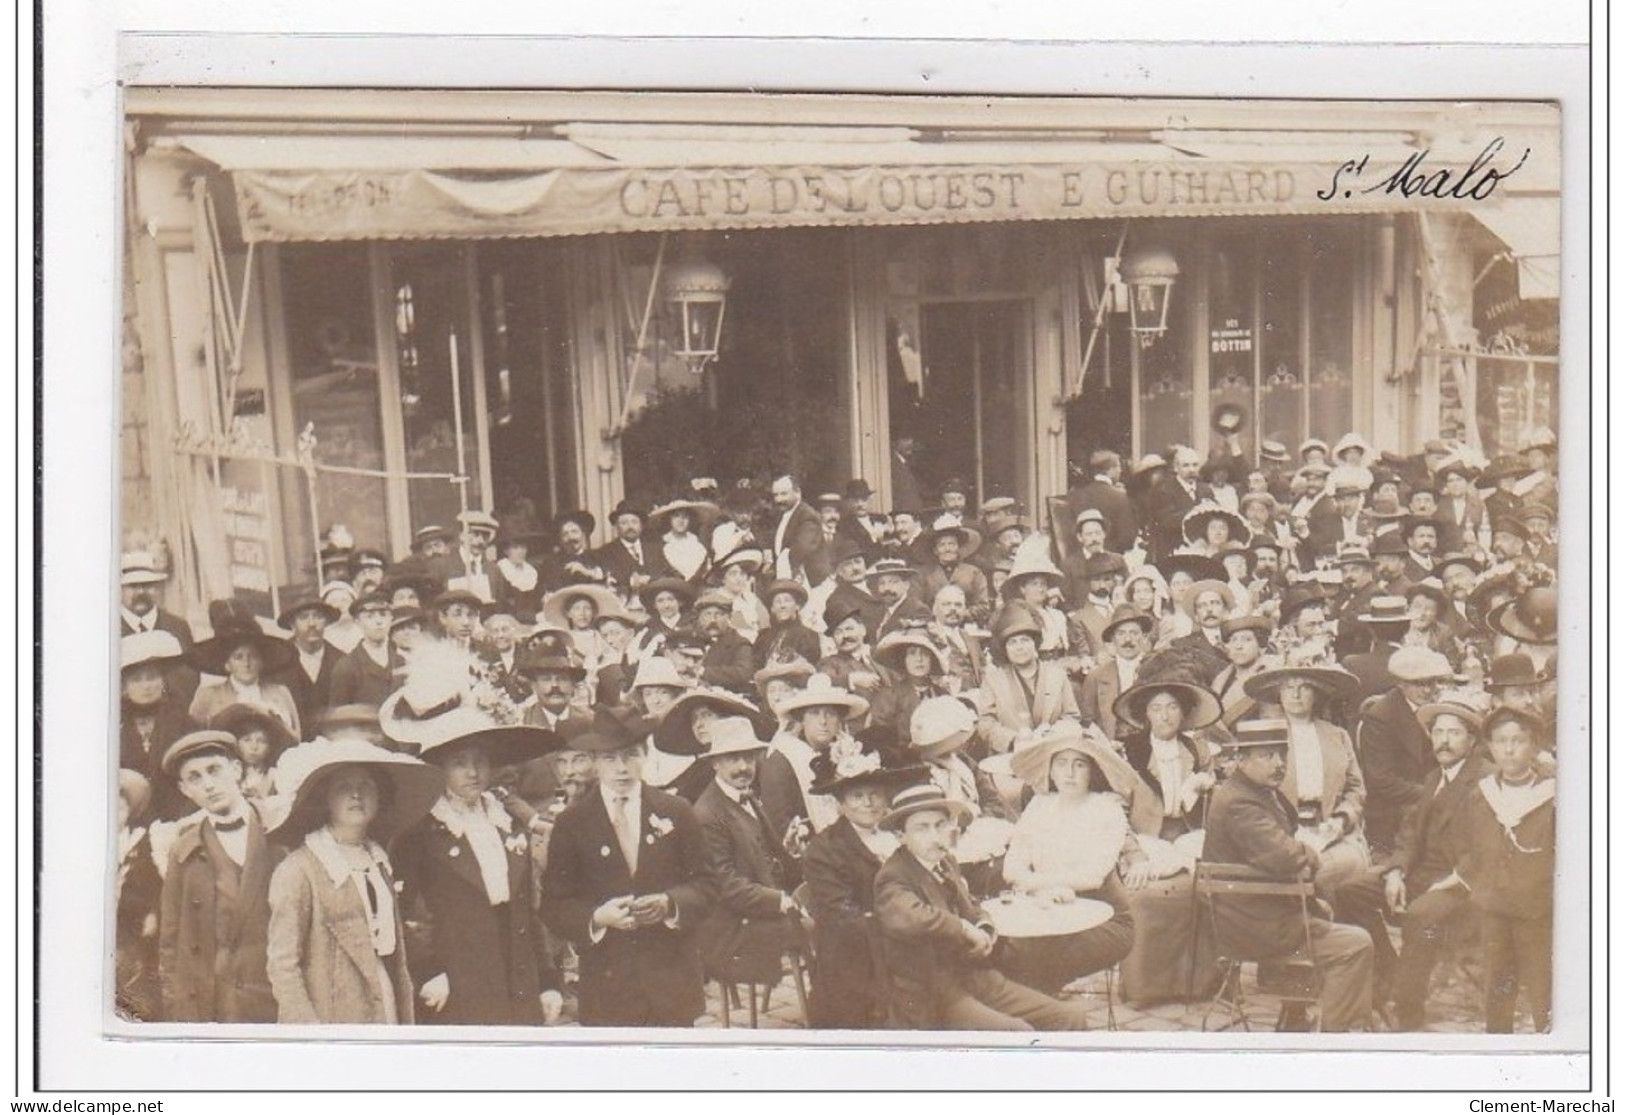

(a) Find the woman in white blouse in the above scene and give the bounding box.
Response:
[265,738,444,1024]
[996,721,1146,995]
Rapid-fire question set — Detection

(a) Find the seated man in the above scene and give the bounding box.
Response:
[692,717,806,987]
[1203,718,1375,1033]
[874,783,1091,1031]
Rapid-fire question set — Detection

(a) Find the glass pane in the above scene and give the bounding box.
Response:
[391,244,483,532]
[1257,233,1305,452]
[1207,237,1256,458]
[1137,262,1193,457]
[280,243,388,576]
[1306,226,1355,441]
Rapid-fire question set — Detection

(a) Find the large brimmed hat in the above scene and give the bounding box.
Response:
[1160,549,1226,584]
[909,694,978,758]
[1487,587,1558,646]
[1299,437,1331,460]
[1386,646,1456,683]
[1405,578,1452,612]
[1242,662,1361,704]
[120,629,186,673]
[1277,583,1330,624]
[878,781,973,833]
[700,716,772,760]
[638,576,698,614]
[569,703,653,754]
[809,729,928,798]
[188,612,297,677]
[999,548,1065,599]
[1220,614,1274,642]
[713,545,767,576]
[629,655,693,693]
[1113,677,1222,733]
[1327,465,1374,497]
[268,737,445,845]
[380,641,562,765]
[778,674,870,720]
[753,655,816,701]
[926,514,981,559]
[541,584,624,630]
[554,509,597,538]
[515,629,588,678]
[649,497,721,533]
[209,702,298,759]
[1102,604,1156,642]
[160,729,241,778]
[120,552,169,586]
[1007,720,1146,803]
[1181,502,1247,545]
[989,603,1043,646]
[873,628,949,676]
[276,596,341,630]
[761,578,810,608]
[655,687,767,756]
[1332,432,1373,460]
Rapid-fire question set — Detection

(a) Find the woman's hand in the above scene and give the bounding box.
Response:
[1121,861,1154,891]
[1034,885,1076,906]
[419,973,450,1012]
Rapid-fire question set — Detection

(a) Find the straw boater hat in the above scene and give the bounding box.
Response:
[267,736,445,845]
[873,628,949,676]
[541,583,626,630]
[778,674,870,721]
[655,687,768,757]
[1181,502,1248,545]
[1258,441,1291,464]
[926,513,981,559]
[1112,675,1223,733]
[1225,718,1291,750]
[1356,595,1412,631]
[638,576,698,615]
[120,629,186,673]
[878,781,974,833]
[1487,587,1558,646]
[909,694,978,759]
[120,551,170,586]
[379,641,562,766]
[808,726,928,798]
[1415,696,1488,735]
[209,702,298,761]
[699,716,772,760]
[649,497,721,533]
[456,509,501,536]
[1242,661,1362,704]
[865,557,919,586]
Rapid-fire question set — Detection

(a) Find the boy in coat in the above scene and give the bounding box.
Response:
[541,722,714,1026]
[156,730,284,1022]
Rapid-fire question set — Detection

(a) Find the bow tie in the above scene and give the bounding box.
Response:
[212,816,247,833]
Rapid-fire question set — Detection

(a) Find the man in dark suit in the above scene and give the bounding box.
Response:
[328,591,400,709]
[1203,719,1374,1032]
[692,718,806,989]
[1168,580,1233,685]
[1067,450,1138,556]
[873,784,1090,1031]
[1399,516,1441,585]
[836,478,891,562]
[541,720,713,1027]
[270,597,343,735]
[692,590,756,695]
[824,537,886,641]
[119,552,198,705]
[1355,647,1454,854]
[1148,446,1211,563]
[769,474,831,587]
[593,500,665,597]
[1331,544,1383,659]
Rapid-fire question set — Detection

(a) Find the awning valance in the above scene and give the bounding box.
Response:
[174,131,1538,243]
[1470,197,1561,300]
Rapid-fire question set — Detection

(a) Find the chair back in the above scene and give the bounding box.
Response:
[1192,860,1317,963]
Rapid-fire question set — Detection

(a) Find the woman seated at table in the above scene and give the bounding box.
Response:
[994,721,1144,996]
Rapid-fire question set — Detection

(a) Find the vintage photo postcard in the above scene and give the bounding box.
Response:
[103,81,1581,1061]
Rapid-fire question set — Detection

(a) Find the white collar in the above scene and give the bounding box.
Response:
[122,607,156,632]
[430,792,513,838]
[305,826,391,888]
[1440,758,1468,784]
[600,782,644,812]
[717,779,753,806]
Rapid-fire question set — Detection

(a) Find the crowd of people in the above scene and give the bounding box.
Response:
[114,426,1561,1033]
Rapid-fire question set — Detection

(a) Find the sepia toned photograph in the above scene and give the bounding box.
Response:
[111,87,1569,1041]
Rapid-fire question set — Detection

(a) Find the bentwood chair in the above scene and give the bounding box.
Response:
[1191,860,1323,1032]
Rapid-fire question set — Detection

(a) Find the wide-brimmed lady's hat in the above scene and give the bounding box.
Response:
[268,737,445,845]
[989,603,1043,647]
[713,545,767,576]
[120,629,186,673]
[209,702,298,759]
[541,584,627,631]
[1487,587,1558,646]
[1181,502,1247,545]
[1332,432,1373,460]
[1405,578,1452,613]
[1299,437,1331,460]
[1160,549,1226,585]
[1113,678,1223,733]
[878,781,974,833]
[554,509,597,539]
[1007,720,1145,803]
[700,716,772,760]
[380,641,561,765]
[649,498,721,533]
[188,610,297,677]
[761,578,810,608]
[809,728,928,798]
[998,539,1065,599]
[1242,662,1362,704]
[874,628,949,676]
[639,576,698,616]
[925,514,981,559]
[908,694,978,759]
[778,674,870,720]
[655,687,768,756]
[629,655,693,694]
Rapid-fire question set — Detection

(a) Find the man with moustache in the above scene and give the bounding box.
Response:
[1332,544,1382,659]
[1370,530,1414,598]
[1078,605,1154,739]
[539,511,609,594]
[519,631,593,736]
[868,559,931,642]
[270,596,343,733]
[818,603,884,698]
[770,474,831,588]
[822,536,885,639]
[119,552,198,704]
[929,584,984,691]
[593,500,665,597]
[1400,517,1441,585]
[1149,446,1211,564]
[1203,719,1375,1032]
[693,590,756,695]
[477,604,534,707]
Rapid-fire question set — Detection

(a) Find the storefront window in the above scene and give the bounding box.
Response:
[389,244,485,532]
[1257,232,1306,452]
[278,243,389,572]
[1207,237,1256,459]
[1137,255,1194,458]
[1306,226,1356,441]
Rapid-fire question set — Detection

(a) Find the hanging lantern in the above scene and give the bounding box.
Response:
[1119,245,1180,340]
[661,251,731,374]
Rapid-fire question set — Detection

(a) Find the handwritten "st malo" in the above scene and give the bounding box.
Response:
[1317,137,1530,202]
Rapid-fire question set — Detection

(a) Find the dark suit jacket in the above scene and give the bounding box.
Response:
[753,621,823,671]
[540,787,713,1026]
[329,641,399,710]
[701,629,757,694]
[773,501,830,586]
[1068,479,1138,555]
[802,816,889,1028]
[1150,479,1211,563]
[158,809,284,1022]
[1079,658,1138,739]
[1356,688,1434,853]
[827,581,887,643]
[119,697,199,821]
[271,644,342,739]
[592,538,667,594]
[394,806,558,1026]
[757,749,812,848]
[1388,752,1491,893]
[1169,631,1231,685]
[693,781,803,980]
[1201,775,1317,957]
[873,848,996,1028]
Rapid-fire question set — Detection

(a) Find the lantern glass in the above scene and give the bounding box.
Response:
[1127,278,1174,337]
[672,293,726,362]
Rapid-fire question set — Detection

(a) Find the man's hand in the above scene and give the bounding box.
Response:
[539,989,564,1024]
[848,670,882,693]
[961,920,995,958]
[1383,870,1407,915]
[591,896,638,933]
[419,972,451,1012]
[629,892,672,926]
[1121,861,1154,891]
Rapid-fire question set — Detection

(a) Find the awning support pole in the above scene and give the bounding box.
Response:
[1071,224,1129,402]
[609,232,669,439]
[448,329,471,519]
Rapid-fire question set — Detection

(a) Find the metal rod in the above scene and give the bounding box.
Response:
[613,232,669,437]
[260,455,282,618]
[972,312,985,506]
[304,460,323,595]
[1076,224,1129,400]
[448,328,471,518]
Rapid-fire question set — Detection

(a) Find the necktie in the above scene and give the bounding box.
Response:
[611,796,639,874]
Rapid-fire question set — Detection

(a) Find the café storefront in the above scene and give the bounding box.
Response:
[121,91,1560,624]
